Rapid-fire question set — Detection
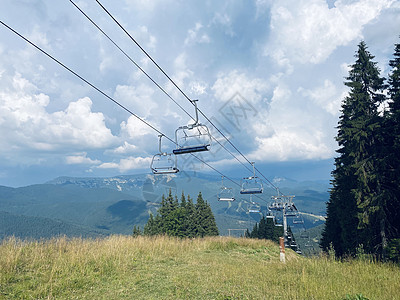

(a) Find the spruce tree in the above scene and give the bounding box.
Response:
[384,38,400,252]
[194,192,219,237]
[321,41,386,256]
[185,195,197,238]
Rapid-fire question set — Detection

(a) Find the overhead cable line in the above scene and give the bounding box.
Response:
[0,19,253,199]
[94,0,281,193]
[69,0,256,178]
[68,0,194,122]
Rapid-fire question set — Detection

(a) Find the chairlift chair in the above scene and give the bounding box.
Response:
[293,215,304,224]
[173,100,212,155]
[247,200,261,213]
[268,201,284,211]
[285,204,298,217]
[150,135,179,174]
[218,176,235,201]
[240,162,263,194]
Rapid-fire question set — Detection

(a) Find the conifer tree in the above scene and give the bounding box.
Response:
[142,191,219,238]
[384,38,400,253]
[185,195,197,238]
[321,41,386,256]
[194,192,219,237]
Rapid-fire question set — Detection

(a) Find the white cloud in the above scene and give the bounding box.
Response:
[120,115,155,139]
[97,156,152,172]
[266,0,394,65]
[248,83,337,161]
[0,73,117,161]
[298,79,346,116]
[212,70,270,104]
[211,13,235,37]
[108,141,138,155]
[184,22,210,46]
[65,152,101,165]
[114,83,157,118]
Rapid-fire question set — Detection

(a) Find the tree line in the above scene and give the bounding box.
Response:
[245,215,283,243]
[133,191,219,238]
[321,39,400,262]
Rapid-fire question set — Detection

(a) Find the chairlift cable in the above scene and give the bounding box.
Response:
[69,0,255,177]
[0,19,251,199]
[69,0,194,122]
[94,0,282,193]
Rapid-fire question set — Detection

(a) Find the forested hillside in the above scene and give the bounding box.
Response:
[0,174,327,240]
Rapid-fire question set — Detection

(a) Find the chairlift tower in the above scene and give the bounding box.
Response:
[268,193,296,247]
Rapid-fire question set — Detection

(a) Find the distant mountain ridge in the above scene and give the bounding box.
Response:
[0,172,329,240]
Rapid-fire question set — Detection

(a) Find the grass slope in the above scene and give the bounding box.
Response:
[1,236,399,299]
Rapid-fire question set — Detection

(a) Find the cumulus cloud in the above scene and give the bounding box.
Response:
[114,83,157,118]
[107,141,138,155]
[97,156,152,172]
[212,70,270,104]
[65,152,101,165]
[248,83,337,161]
[298,80,346,116]
[0,73,117,161]
[184,22,210,46]
[120,115,155,139]
[265,0,394,65]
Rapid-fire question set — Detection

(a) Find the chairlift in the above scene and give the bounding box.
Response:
[240,162,263,194]
[173,100,212,155]
[268,201,284,211]
[293,215,304,224]
[150,134,179,174]
[218,176,235,202]
[285,204,298,217]
[247,198,261,213]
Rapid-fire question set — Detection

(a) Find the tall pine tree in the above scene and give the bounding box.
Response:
[321,41,386,256]
[384,38,400,256]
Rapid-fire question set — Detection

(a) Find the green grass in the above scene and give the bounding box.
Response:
[0,236,399,299]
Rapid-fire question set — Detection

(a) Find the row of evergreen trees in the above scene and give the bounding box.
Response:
[321,39,400,261]
[135,191,219,238]
[245,216,283,243]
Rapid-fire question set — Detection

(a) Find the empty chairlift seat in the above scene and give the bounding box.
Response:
[150,134,179,174]
[240,162,263,194]
[173,99,212,155]
[218,176,235,201]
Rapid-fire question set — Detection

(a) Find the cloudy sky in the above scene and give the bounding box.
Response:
[0,0,399,187]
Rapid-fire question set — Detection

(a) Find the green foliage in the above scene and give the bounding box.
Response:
[141,191,219,238]
[322,39,400,260]
[385,239,400,263]
[248,216,282,242]
[132,225,142,237]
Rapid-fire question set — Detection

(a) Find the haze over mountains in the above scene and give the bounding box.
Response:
[0,172,328,240]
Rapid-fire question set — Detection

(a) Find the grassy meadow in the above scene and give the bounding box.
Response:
[0,235,399,299]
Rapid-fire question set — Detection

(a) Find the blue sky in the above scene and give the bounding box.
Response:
[0,0,399,187]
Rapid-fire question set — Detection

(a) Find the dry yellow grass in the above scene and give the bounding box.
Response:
[0,235,399,299]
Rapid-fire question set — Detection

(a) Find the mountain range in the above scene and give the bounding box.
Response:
[0,172,329,240]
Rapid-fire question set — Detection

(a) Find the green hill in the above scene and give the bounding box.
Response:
[0,184,148,236]
[0,211,106,240]
[0,173,328,242]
